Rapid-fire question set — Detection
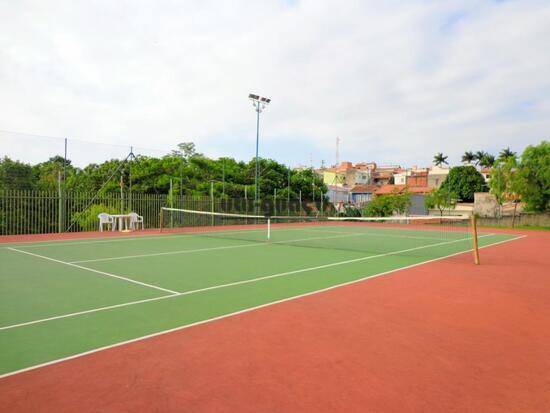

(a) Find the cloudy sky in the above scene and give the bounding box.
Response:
[1,0,549,168]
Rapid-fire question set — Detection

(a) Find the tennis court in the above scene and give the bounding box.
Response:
[0,212,521,378]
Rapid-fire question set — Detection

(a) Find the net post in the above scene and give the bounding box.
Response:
[267,218,271,241]
[470,214,480,265]
[160,207,164,233]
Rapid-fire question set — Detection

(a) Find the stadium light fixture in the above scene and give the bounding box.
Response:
[249,93,271,214]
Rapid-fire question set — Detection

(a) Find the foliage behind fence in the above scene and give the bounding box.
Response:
[0,190,331,235]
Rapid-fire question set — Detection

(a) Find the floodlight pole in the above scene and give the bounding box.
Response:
[249,93,270,215]
[255,106,260,214]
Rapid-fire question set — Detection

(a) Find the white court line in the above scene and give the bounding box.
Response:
[0,234,526,379]
[302,227,463,241]
[2,229,265,248]
[68,232,385,264]
[1,233,497,331]
[6,248,179,295]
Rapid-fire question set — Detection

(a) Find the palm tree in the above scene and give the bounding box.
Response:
[499,147,516,161]
[461,151,475,164]
[433,152,448,167]
[474,151,487,165]
[479,154,496,168]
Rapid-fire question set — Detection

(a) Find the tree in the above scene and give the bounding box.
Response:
[440,166,487,202]
[392,190,412,215]
[363,195,395,217]
[32,156,76,191]
[479,154,496,168]
[499,147,516,162]
[515,141,550,212]
[171,142,201,160]
[363,190,411,217]
[474,151,487,166]
[488,158,518,218]
[462,151,475,164]
[289,168,326,201]
[0,142,329,201]
[433,153,448,166]
[0,157,35,190]
[424,187,458,216]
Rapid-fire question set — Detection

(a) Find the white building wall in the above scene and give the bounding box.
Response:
[394,172,407,185]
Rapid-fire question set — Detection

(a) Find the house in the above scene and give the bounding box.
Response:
[372,165,401,185]
[347,168,371,186]
[322,168,346,186]
[393,171,407,185]
[326,184,350,204]
[393,167,428,186]
[355,162,377,171]
[480,167,491,183]
[349,184,378,205]
[322,161,374,188]
[427,165,450,188]
[407,170,428,187]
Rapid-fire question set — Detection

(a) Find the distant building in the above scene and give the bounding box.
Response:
[322,161,373,188]
[427,165,450,188]
[320,160,447,209]
[480,167,491,183]
[349,184,378,205]
[372,165,402,185]
[394,167,428,187]
[393,171,407,185]
[355,162,377,171]
[326,185,350,204]
[322,169,346,186]
[407,170,428,187]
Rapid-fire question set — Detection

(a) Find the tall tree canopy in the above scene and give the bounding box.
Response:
[440,165,487,202]
[461,151,475,164]
[515,141,550,212]
[498,147,517,162]
[433,153,448,166]
[0,145,327,201]
[479,154,496,168]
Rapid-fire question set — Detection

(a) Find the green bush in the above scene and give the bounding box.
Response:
[363,191,411,217]
[424,187,458,216]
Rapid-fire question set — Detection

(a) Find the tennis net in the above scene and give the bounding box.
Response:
[160,208,481,263]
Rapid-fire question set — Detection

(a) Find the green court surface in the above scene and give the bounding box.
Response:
[0,224,518,376]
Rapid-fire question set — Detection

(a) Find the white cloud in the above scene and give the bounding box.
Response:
[1,0,549,167]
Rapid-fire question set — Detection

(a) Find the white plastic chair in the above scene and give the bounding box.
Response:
[128,212,144,230]
[98,213,114,232]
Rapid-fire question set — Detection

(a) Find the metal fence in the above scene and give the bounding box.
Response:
[0,190,330,235]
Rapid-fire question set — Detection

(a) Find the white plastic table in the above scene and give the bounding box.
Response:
[110,214,132,232]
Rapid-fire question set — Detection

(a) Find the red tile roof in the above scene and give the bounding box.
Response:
[375,185,432,195]
[350,184,378,193]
